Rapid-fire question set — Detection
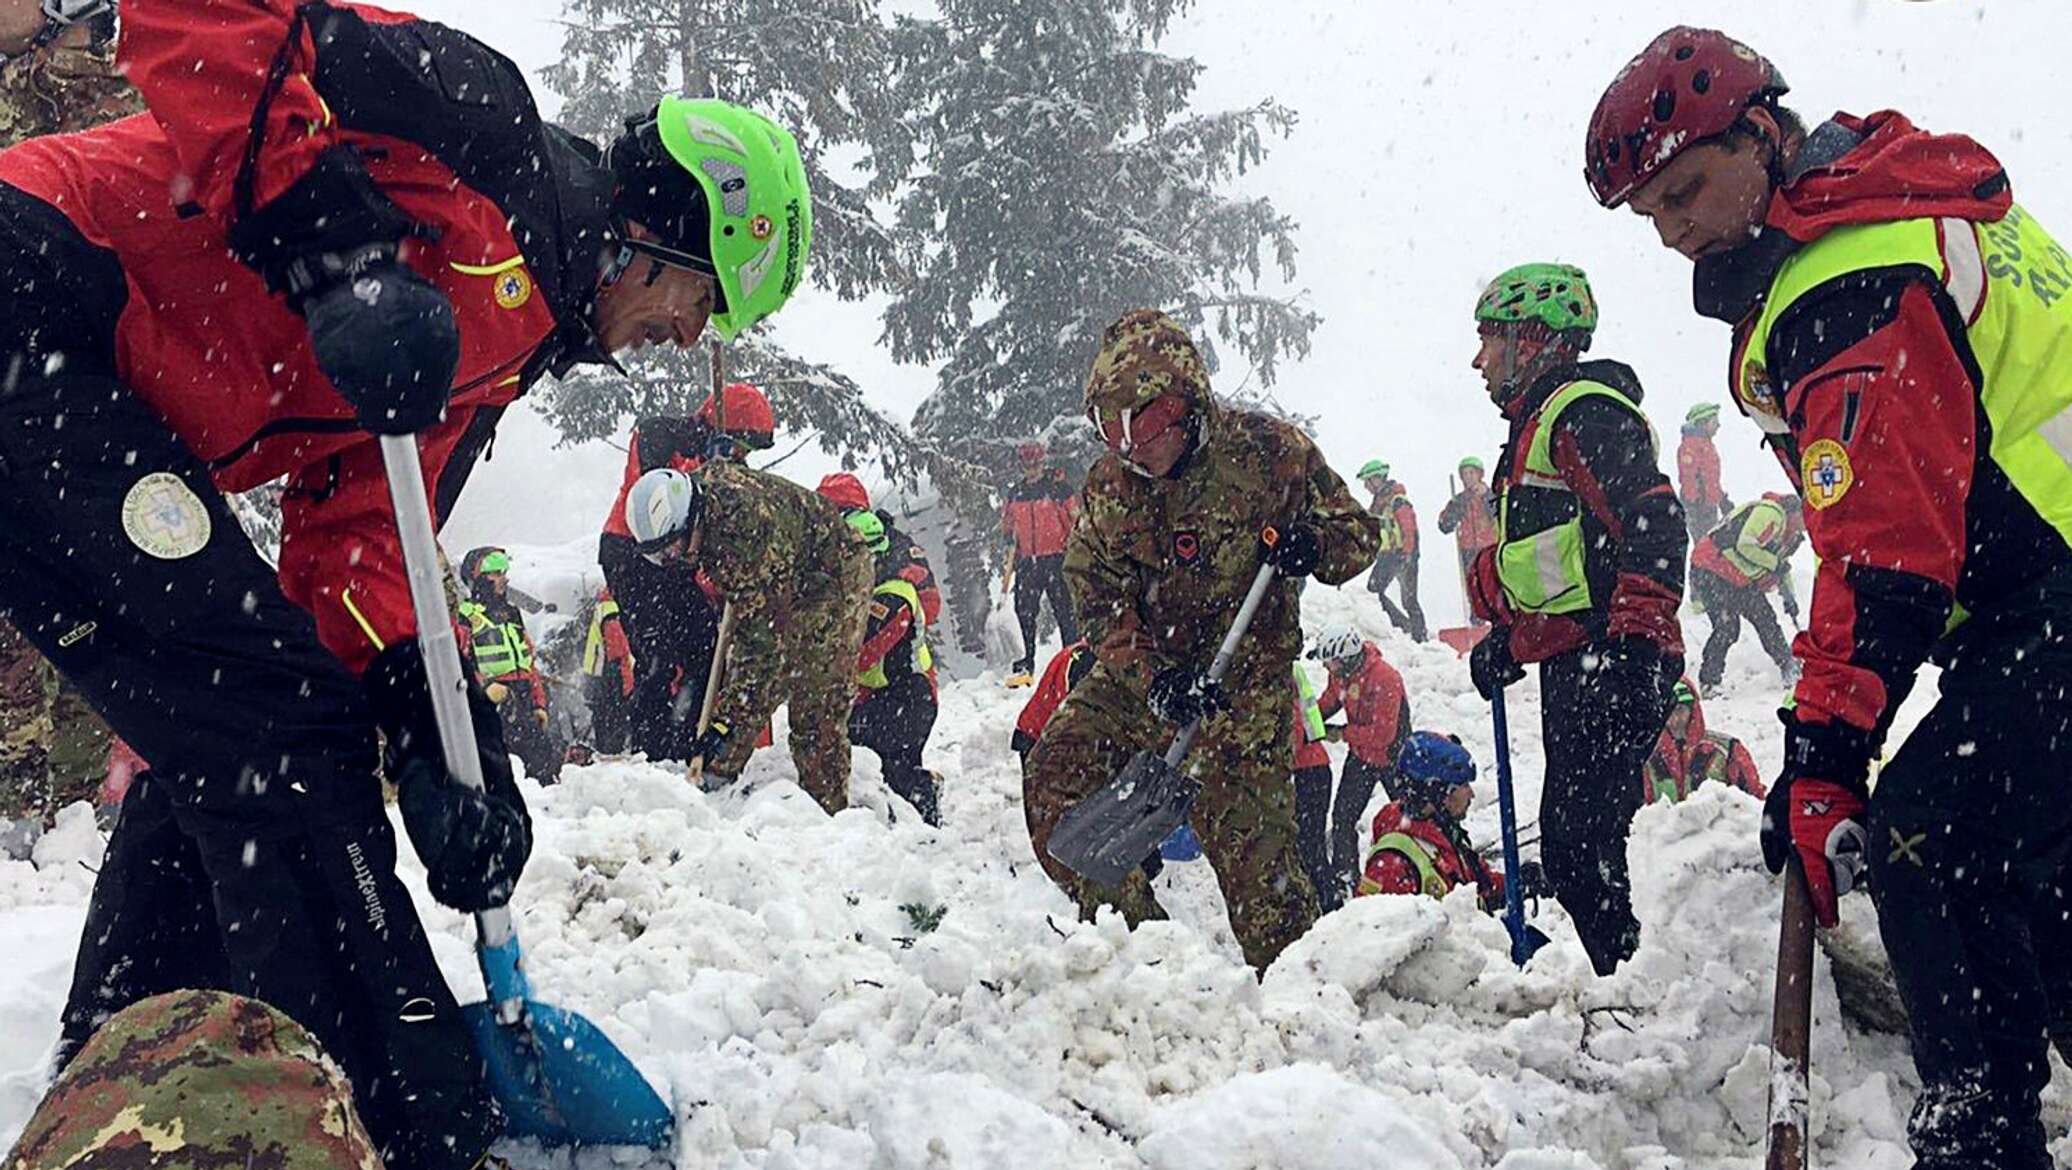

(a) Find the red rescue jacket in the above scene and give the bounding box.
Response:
[1644,684,1765,803]
[1358,802,1503,910]
[1317,643,1408,767]
[1012,640,1093,755]
[1001,470,1077,560]
[602,417,712,539]
[1676,432,1727,513]
[0,0,619,673]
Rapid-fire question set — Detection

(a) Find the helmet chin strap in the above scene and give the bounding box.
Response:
[1491,334,1566,407]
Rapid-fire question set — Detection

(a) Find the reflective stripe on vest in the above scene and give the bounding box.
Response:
[1362,831,1450,899]
[1293,664,1326,743]
[1373,494,1405,552]
[460,602,532,679]
[1720,500,1788,582]
[1493,380,1651,615]
[858,577,934,689]
[1736,209,2072,593]
[581,598,621,677]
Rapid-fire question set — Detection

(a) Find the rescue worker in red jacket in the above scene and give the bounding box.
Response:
[1288,660,1340,912]
[599,383,775,760]
[1359,732,1545,910]
[581,587,637,754]
[1690,492,1804,693]
[1465,262,1686,977]
[0,3,813,1164]
[1676,403,1733,538]
[1589,28,2072,1166]
[1357,459,1428,642]
[457,548,559,784]
[1000,441,1079,684]
[1642,677,1764,805]
[1436,455,1497,625]
[1307,625,1410,897]
[818,472,942,624]
[818,479,942,826]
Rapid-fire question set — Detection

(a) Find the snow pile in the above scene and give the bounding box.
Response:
[0,582,2063,1168]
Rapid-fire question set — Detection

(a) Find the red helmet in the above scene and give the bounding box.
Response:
[697,382,776,449]
[1584,27,1788,209]
[816,472,871,511]
[1016,441,1047,467]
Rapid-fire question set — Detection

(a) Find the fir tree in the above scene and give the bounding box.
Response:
[885,0,1320,484]
[535,0,982,500]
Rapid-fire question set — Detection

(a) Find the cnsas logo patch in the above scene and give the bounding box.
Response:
[495,268,533,310]
[1801,439,1854,510]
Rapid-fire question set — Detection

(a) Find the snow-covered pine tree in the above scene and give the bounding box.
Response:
[885,0,1320,484]
[535,0,983,503]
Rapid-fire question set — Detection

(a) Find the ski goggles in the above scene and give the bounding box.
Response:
[1088,394,1191,460]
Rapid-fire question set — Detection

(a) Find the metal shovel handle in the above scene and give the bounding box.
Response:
[378,434,524,1021]
[1164,560,1281,768]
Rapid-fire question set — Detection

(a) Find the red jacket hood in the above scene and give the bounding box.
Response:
[1767,110,2011,242]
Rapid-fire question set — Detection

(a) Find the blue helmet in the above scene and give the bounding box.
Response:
[1397,731,1475,801]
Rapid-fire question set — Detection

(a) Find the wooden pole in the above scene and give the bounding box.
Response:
[1766,857,1816,1169]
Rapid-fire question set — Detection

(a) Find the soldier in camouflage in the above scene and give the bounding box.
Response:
[6,989,381,1170]
[624,461,872,813]
[1023,310,1381,973]
[0,0,141,836]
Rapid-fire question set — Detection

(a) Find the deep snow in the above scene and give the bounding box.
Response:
[2,576,2066,1169]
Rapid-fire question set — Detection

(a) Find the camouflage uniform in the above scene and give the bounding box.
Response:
[0,34,142,826]
[696,462,872,812]
[1024,310,1381,972]
[7,989,381,1170]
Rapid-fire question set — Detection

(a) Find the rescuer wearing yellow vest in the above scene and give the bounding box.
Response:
[1588,28,2072,1169]
[581,587,637,754]
[839,508,942,826]
[459,549,561,784]
[1462,262,1687,978]
[1689,492,1805,693]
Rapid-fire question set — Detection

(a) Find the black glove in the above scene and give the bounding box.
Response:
[1260,523,1321,578]
[1469,627,1525,700]
[1513,860,1551,899]
[364,640,533,912]
[1147,666,1229,726]
[304,256,460,434]
[690,719,733,775]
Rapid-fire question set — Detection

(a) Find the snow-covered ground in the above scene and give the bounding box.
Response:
[2,580,2066,1169]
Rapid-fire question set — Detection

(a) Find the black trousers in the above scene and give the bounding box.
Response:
[1537,644,1676,976]
[849,671,939,825]
[586,673,632,753]
[1694,571,1793,687]
[1012,553,1077,671]
[600,533,719,761]
[1865,591,2072,1170]
[495,692,562,783]
[1291,765,1342,913]
[1367,553,1427,642]
[0,184,495,1170]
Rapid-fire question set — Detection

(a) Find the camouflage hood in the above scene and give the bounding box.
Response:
[1083,309,1224,444]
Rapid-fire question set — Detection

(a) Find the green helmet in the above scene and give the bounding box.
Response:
[1686,402,1722,425]
[614,96,814,341]
[844,508,890,555]
[1458,455,1485,472]
[478,549,512,575]
[1356,459,1389,480]
[1474,262,1598,338]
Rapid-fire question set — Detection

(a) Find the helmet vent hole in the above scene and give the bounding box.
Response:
[1674,44,1695,61]
[1692,69,1712,95]
[1652,89,1676,122]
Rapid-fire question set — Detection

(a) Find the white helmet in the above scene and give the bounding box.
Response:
[625,469,700,552]
[1307,623,1363,663]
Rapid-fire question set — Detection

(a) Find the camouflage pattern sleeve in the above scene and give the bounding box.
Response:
[1063,458,1165,691]
[0,41,144,149]
[6,989,382,1170]
[696,468,795,748]
[1297,434,1381,586]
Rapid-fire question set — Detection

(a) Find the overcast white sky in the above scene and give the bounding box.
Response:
[432,0,2072,619]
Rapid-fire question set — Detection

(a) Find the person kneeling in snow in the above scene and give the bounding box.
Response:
[1641,677,1765,804]
[1358,731,1542,913]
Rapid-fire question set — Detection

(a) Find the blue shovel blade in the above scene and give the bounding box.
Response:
[1159,821,1203,862]
[462,1000,673,1149]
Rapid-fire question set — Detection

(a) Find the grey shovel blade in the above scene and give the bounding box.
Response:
[1047,749,1202,887]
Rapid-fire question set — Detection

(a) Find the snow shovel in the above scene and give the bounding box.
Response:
[1766,855,1816,1169]
[380,435,673,1149]
[684,600,736,790]
[1489,689,1551,968]
[1047,560,1280,886]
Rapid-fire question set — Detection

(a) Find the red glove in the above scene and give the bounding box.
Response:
[1760,776,1868,928]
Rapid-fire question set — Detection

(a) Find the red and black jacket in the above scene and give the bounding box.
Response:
[1012,640,1094,755]
[602,416,715,539]
[1697,110,2072,749]
[1469,360,1687,663]
[1001,470,1078,561]
[881,517,944,625]
[0,0,619,673]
